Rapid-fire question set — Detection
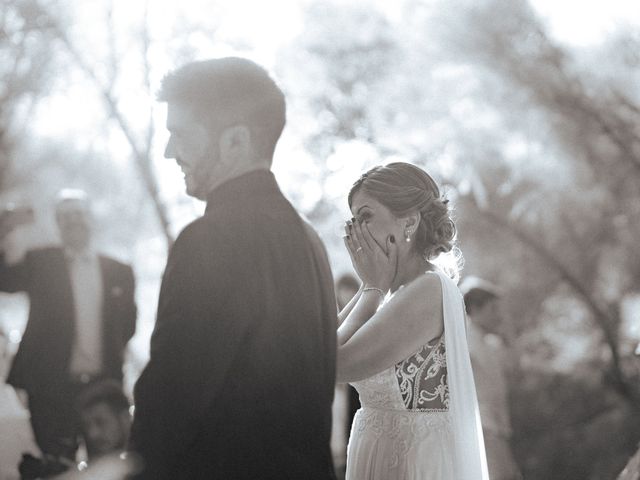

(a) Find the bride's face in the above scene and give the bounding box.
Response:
[350,190,403,254]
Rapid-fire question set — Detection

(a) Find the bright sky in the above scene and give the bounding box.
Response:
[33,0,640,135]
[531,0,640,46]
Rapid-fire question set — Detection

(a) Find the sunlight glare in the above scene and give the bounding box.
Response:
[530,0,640,46]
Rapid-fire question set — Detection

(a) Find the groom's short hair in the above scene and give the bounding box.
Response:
[158,57,286,160]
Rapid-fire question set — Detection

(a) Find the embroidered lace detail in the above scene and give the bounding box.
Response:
[351,367,406,410]
[395,336,449,411]
[352,408,451,468]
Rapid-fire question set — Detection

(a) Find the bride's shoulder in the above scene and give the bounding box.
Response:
[408,271,443,295]
[384,271,444,341]
[390,272,442,309]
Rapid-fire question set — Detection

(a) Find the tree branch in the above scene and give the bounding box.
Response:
[469,200,640,410]
[50,16,174,249]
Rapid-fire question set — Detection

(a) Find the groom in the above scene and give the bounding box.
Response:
[129,58,337,479]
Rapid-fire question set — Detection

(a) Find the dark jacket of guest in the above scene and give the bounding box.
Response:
[0,247,137,396]
[130,171,337,480]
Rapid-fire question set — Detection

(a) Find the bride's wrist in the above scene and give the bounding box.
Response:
[362,285,386,300]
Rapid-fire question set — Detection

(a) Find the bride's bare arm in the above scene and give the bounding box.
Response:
[337,287,383,347]
[337,283,363,326]
[336,273,444,383]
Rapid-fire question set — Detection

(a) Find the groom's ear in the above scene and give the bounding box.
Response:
[219,125,251,162]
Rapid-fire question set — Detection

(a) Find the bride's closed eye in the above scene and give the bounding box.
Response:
[357,212,372,224]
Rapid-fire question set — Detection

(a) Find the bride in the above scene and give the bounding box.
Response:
[338,162,488,480]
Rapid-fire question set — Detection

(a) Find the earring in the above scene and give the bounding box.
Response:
[404,229,412,242]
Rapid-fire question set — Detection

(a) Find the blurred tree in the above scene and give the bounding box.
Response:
[42,0,175,246]
[277,1,404,273]
[429,0,640,396]
[280,1,400,157]
[0,0,64,190]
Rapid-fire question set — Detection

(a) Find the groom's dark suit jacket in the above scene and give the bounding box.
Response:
[0,247,137,396]
[130,171,337,480]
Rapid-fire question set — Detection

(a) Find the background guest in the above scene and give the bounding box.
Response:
[76,380,132,462]
[0,189,137,462]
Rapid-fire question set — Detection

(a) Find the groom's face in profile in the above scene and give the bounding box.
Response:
[164,101,220,200]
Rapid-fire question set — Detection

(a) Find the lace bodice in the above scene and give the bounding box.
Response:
[346,271,488,480]
[351,336,449,412]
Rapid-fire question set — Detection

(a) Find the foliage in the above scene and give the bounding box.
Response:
[0,0,65,189]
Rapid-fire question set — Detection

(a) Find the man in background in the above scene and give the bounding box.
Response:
[461,276,522,480]
[0,190,137,462]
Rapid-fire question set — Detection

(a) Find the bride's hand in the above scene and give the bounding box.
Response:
[343,219,398,293]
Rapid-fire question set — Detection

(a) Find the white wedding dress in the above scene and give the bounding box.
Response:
[345,270,489,480]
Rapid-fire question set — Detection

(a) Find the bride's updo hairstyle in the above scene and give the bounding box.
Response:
[348,162,456,261]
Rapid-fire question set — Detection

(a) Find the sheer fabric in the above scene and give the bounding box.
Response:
[396,336,448,412]
[438,270,489,479]
[345,270,488,480]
